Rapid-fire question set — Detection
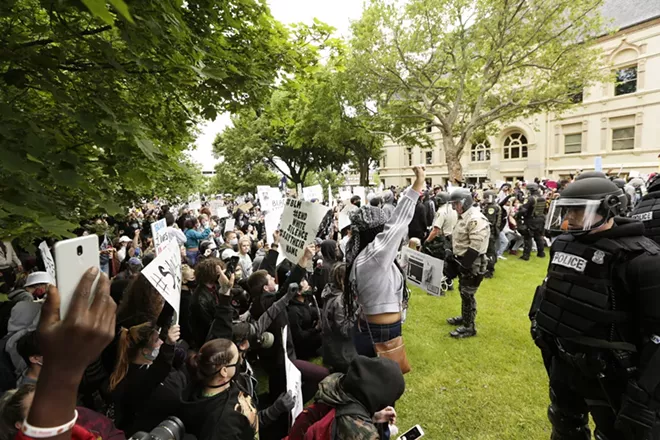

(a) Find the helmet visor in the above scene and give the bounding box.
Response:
[545,199,603,233]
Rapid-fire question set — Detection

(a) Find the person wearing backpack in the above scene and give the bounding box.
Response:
[287,356,404,440]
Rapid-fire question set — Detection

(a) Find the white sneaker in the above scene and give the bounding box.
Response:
[498,255,507,260]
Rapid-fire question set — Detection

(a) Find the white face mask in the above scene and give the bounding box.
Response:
[229,238,239,246]
[143,347,160,362]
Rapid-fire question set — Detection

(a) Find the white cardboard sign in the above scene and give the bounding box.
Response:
[400,246,446,296]
[338,204,358,231]
[353,186,366,204]
[151,218,171,255]
[216,206,231,219]
[302,184,324,202]
[39,241,56,284]
[142,242,182,322]
[279,199,330,263]
[224,218,236,234]
[282,326,303,424]
[339,190,353,202]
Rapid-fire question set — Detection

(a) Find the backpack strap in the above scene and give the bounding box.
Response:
[332,402,372,440]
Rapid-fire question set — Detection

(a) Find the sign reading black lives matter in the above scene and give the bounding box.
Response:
[279,198,330,263]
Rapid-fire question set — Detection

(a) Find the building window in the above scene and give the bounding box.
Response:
[381,179,386,187]
[425,123,432,133]
[406,148,413,166]
[425,150,433,165]
[615,66,637,96]
[405,178,412,186]
[425,178,432,187]
[380,154,386,169]
[564,133,582,154]
[570,85,583,104]
[471,139,491,162]
[612,127,635,151]
[503,132,528,160]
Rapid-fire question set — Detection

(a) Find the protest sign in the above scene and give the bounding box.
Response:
[224,218,236,234]
[279,199,330,263]
[257,186,274,212]
[353,186,366,204]
[151,218,171,255]
[595,156,603,172]
[236,202,253,213]
[282,326,303,424]
[142,242,182,322]
[400,247,445,296]
[270,197,286,212]
[39,241,56,284]
[338,204,358,231]
[339,189,353,202]
[189,200,201,212]
[302,184,323,202]
[216,206,230,219]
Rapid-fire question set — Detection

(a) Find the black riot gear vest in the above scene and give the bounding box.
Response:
[483,203,500,231]
[630,191,660,246]
[533,233,658,350]
[532,195,546,218]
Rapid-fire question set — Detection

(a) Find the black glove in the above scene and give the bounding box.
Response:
[615,382,657,440]
[259,391,296,427]
[459,248,480,272]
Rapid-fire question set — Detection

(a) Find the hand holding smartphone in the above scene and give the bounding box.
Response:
[53,235,101,319]
[398,425,425,440]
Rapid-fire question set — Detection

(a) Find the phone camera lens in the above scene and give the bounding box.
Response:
[77,245,83,256]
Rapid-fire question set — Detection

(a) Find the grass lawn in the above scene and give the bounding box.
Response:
[396,254,551,439]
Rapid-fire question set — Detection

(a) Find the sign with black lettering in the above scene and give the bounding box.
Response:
[279,199,330,263]
[551,252,587,273]
[142,242,182,323]
[632,212,653,222]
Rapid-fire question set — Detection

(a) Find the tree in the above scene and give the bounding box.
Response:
[210,161,279,195]
[0,0,289,245]
[301,168,347,200]
[349,0,608,183]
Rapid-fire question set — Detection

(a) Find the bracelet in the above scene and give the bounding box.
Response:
[21,410,78,438]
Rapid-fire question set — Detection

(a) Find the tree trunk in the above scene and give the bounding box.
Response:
[359,157,370,187]
[443,136,464,184]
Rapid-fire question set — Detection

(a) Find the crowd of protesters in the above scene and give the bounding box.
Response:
[0,164,652,440]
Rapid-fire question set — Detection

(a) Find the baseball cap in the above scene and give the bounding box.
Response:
[119,236,132,243]
[221,249,239,261]
[25,271,54,287]
[128,257,142,268]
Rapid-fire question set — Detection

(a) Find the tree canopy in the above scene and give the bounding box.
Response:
[349,0,609,183]
[0,0,290,245]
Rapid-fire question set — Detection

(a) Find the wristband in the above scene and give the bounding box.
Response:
[21,410,78,438]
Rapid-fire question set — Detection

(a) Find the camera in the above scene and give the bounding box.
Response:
[129,417,185,440]
[225,256,239,277]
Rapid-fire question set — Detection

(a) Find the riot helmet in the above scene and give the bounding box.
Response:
[483,190,497,204]
[575,171,608,181]
[647,173,660,194]
[546,176,626,234]
[612,178,626,190]
[435,192,450,206]
[449,188,473,214]
[526,183,540,195]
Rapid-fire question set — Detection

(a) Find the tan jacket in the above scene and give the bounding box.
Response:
[452,206,490,256]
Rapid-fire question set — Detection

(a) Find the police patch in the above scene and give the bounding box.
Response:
[632,212,653,222]
[488,208,495,215]
[552,252,587,273]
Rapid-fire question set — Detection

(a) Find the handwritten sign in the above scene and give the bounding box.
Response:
[302,184,323,202]
[224,218,236,234]
[279,199,330,263]
[39,241,56,284]
[282,326,303,424]
[142,242,181,323]
[151,218,171,255]
[216,206,230,219]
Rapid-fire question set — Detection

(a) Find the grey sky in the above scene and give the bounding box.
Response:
[188,0,364,172]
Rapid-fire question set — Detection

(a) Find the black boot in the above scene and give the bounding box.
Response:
[484,271,493,278]
[520,254,530,261]
[446,316,463,325]
[450,325,477,338]
[537,252,546,258]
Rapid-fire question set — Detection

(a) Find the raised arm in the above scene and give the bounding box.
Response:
[361,166,425,265]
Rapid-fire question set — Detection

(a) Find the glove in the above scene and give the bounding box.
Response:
[273,391,296,414]
[460,248,480,270]
[615,382,656,440]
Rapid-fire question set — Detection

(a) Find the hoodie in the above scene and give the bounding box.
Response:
[321,283,356,373]
[381,191,395,219]
[7,289,32,303]
[4,301,41,377]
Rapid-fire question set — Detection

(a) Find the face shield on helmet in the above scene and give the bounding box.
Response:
[545,198,605,233]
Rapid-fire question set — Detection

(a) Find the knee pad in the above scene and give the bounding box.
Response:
[548,404,590,440]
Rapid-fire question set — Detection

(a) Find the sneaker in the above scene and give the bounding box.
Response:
[450,326,477,338]
[509,250,518,256]
[497,255,507,260]
[447,316,464,326]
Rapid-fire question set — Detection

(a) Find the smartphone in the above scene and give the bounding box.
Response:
[53,235,101,319]
[398,425,425,440]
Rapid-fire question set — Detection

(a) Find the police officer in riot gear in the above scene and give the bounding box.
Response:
[482,190,502,278]
[630,173,660,245]
[445,188,490,338]
[516,182,546,260]
[530,173,660,439]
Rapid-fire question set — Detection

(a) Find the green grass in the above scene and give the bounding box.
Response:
[396,254,551,439]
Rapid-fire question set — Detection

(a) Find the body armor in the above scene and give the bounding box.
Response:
[533,234,655,349]
[483,203,501,233]
[630,191,660,245]
[532,195,546,218]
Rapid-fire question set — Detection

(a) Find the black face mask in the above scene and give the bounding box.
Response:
[206,363,241,388]
[185,280,197,289]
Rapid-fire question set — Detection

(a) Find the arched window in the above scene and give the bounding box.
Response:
[471,139,491,162]
[503,132,528,160]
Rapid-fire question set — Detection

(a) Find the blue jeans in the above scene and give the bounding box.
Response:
[186,249,198,267]
[496,230,509,257]
[353,320,402,358]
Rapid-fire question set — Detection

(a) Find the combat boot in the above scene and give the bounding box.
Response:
[484,271,493,279]
[520,254,530,261]
[537,252,546,258]
[446,316,463,325]
[450,325,477,338]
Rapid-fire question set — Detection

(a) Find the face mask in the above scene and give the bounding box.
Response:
[203,222,210,228]
[185,280,197,289]
[271,284,279,293]
[229,238,238,246]
[32,287,47,299]
[143,347,160,362]
[131,223,139,229]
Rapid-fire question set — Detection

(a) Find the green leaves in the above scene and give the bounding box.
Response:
[81,0,134,25]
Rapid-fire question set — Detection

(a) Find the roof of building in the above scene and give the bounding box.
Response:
[601,0,660,31]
